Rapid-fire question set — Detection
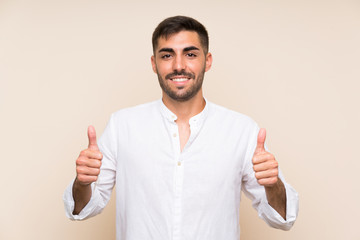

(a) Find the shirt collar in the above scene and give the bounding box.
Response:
[158,98,209,126]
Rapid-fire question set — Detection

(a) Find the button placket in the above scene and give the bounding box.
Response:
[173,153,184,240]
[170,121,183,240]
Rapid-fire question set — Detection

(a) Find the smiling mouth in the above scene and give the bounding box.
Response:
[170,77,191,82]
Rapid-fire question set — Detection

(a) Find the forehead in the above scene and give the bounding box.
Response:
[156,31,202,51]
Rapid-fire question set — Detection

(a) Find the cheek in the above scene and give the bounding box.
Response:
[190,60,206,70]
[157,64,173,76]
[156,67,165,76]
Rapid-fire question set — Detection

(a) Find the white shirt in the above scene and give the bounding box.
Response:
[63,99,299,240]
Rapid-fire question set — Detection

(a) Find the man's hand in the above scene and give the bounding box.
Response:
[252,128,278,187]
[75,126,103,185]
[72,126,102,215]
[252,128,287,219]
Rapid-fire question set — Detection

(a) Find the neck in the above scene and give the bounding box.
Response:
[162,90,205,123]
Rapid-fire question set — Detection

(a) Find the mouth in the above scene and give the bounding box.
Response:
[170,77,191,82]
[166,71,194,83]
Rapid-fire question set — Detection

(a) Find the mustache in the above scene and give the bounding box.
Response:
[165,70,195,80]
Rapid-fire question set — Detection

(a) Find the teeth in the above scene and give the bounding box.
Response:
[172,78,189,82]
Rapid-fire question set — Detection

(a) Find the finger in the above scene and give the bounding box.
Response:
[254,168,279,180]
[85,159,102,168]
[252,152,273,165]
[87,125,99,151]
[76,156,102,168]
[257,176,278,187]
[76,175,98,185]
[79,149,103,160]
[253,160,278,173]
[76,165,101,176]
[254,128,266,154]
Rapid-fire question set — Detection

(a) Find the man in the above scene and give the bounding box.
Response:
[63,16,298,240]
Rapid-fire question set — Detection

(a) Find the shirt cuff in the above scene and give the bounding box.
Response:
[63,181,100,220]
[258,182,299,230]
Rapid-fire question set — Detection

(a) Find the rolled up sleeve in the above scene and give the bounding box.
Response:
[63,181,105,220]
[256,178,299,230]
[241,125,299,230]
[63,114,117,221]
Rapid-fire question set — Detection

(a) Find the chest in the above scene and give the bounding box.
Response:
[115,119,250,190]
[177,121,190,152]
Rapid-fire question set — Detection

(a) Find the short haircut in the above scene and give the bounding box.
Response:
[152,16,209,54]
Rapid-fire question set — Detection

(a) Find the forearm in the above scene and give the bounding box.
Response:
[72,178,92,215]
[265,178,287,220]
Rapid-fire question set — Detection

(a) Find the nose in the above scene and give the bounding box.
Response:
[172,55,185,72]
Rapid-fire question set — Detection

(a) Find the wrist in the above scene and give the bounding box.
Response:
[73,177,92,189]
[264,177,281,190]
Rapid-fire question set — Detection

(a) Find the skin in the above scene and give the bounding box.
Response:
[72,126,102,215]
[72,30,287,220]
[253,128,287,219]
[151,31,212,151]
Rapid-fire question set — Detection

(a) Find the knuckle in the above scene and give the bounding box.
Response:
[76,157,85,166]
[272,161,278,168]
[97,161,102,168]
[270,177,278,185]
[92,160,101,168]
[76,166,84,174]
[257,179,264,185]
[267,160,276,169]
[77,175,86,183]
[80,150,87,156]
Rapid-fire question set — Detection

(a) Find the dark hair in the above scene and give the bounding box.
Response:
[152,16,209,54]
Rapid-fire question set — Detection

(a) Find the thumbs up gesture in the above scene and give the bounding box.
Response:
[75,126,103,186]
[252,128,279,187]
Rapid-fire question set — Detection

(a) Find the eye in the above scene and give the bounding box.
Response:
[186,53,197,58]
[161,54,172,59]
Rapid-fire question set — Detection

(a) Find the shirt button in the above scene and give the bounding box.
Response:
[173,133,177,137]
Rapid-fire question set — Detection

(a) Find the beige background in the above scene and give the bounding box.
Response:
[1,0,359,239]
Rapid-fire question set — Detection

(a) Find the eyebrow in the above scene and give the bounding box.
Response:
[158,46,200,53]
[184,46,200,52]
[158,48,174,53]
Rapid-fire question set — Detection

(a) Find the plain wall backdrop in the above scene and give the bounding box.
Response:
[1,0,359,239]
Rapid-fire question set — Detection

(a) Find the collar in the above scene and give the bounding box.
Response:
[158,98,209,127]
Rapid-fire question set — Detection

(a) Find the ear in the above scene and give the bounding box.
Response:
[205,52,213,72]
[151,55,157,74]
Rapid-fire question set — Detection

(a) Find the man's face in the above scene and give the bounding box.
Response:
[151,31,212,102]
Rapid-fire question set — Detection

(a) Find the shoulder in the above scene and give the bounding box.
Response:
[110,100,160,122]
[204,101,260,154]
[207,101,257,128]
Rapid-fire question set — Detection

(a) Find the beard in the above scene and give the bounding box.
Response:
[156,67,205,102]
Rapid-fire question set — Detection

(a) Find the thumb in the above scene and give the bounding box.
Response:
[87,125,99,150]
[255,128,266,154]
